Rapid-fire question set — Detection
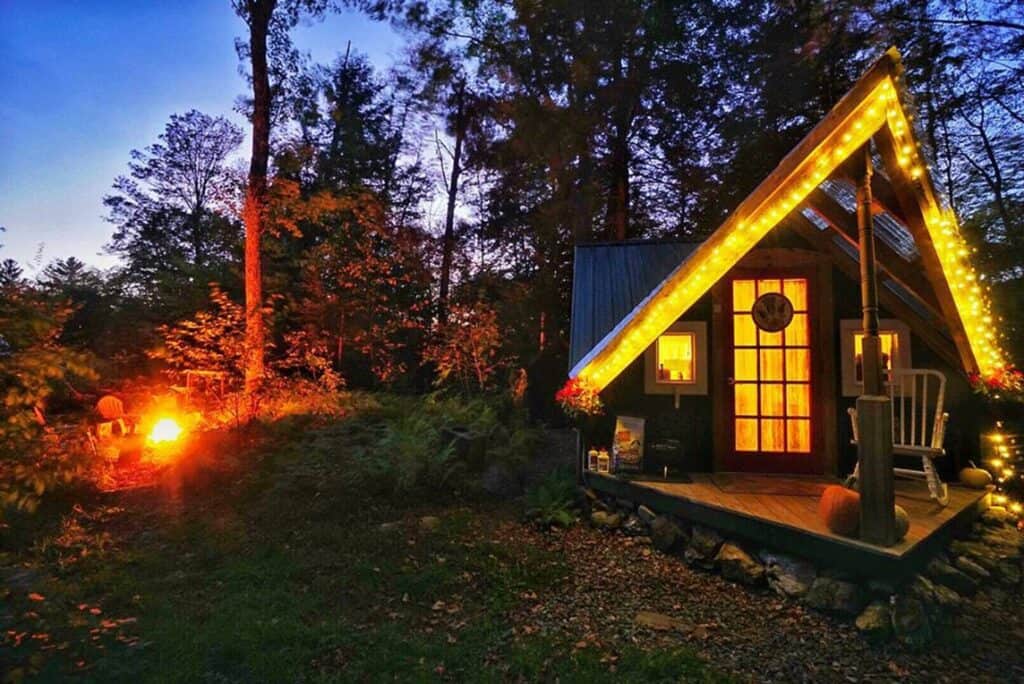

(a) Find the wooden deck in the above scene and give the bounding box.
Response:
[586,471,989,580]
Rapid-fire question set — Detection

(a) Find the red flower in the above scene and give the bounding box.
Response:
[555,378,603,418]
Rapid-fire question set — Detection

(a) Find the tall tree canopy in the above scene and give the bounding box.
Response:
[104,109,244,318]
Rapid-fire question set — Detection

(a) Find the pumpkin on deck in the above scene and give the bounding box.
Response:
[894,504,910,541]
[959,463,993,489]
[818,485,860,536]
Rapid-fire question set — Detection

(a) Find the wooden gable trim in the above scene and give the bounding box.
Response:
[871,125,980,375]
[803,187,943,317]
[570,53,897,389]
[784,214,962,371]
[570,47,1003,389]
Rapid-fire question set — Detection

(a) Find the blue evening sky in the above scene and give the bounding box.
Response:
[0,0,403,271]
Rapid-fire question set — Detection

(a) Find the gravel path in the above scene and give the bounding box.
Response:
[501,520,1024,683]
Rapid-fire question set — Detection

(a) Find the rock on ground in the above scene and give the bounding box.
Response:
[855,601,892,642]
[637,505,657,524]
[715,542,764,586]
[759,550,816,598]
[892,595,932,649]
[634,610,688,632]
[952,554,991,581]
[419,515,441,532]
[649,515,684,552]
[621,514,646,536]
[684,524,723,568]
[591,510,622,530]
[926,559,978,596]
[804,576,865,616]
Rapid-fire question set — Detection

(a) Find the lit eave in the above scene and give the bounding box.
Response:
[880,95,1005,375]
[572,68,1005,390]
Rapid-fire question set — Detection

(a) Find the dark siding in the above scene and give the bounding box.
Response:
[832,267,983,478]
[569,241,701,371]
[583,296,715,474]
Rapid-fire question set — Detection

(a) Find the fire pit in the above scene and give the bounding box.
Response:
[147,417,183,445]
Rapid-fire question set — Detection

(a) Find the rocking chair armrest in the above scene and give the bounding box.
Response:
[932,411,950,450]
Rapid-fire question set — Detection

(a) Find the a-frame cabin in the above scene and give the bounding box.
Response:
[569,49,1004,574]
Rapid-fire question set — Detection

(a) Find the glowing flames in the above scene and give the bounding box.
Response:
[148,417,183,445]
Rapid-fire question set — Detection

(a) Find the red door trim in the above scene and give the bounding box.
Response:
[721,266,823,474]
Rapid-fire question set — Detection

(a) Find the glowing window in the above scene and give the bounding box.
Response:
[853,331,899,383]
[656,333,695,384]
[839,319,911,396]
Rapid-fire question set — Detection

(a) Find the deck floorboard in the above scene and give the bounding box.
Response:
[586,472,989,578]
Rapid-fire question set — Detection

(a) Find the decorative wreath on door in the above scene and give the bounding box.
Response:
[751,292,794,332]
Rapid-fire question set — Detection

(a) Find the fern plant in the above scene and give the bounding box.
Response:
[524,468,579,528]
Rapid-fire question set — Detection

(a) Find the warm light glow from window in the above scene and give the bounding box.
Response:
[854,331,898,383]
[656,333,695,383]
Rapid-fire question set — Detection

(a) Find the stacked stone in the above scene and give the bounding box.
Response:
[582,489,1024,646]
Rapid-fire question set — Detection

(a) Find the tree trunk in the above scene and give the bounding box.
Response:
[606,129,630,241]
[243,0,274,400]
[438,86,467,325]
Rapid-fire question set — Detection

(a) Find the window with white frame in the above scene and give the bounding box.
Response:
[839,319,911,396]
[644,322,708,396]
[656,332,696,384]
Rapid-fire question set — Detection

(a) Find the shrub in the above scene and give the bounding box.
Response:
[423,299,509,392]
[358,410,459,493]
[1,280,96,517]
[151,284,271,382]
[274,392,539,501]
[274,329,343,391]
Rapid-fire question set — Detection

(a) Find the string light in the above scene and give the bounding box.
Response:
[984,426,1022,519]
[573,69,1006,390]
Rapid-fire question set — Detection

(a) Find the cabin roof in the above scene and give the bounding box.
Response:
[568,47,1006,390]
[569,240,702,370]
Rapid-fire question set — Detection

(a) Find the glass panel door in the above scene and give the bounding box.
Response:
[731,277,812,458]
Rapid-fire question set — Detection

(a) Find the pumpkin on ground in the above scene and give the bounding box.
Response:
[818,484,860,536]
[894,504,910,540]
[959,462,993,489]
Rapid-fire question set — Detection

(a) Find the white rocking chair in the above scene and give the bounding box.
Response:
[847,368,950,506]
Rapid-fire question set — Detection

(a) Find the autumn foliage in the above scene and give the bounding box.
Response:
[423,299,506,392]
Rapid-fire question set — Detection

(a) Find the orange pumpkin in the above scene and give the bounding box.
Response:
[96,395,124,421]
[818,485,860,536]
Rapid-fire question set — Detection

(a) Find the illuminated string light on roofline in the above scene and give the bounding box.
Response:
[572,71,1005,390]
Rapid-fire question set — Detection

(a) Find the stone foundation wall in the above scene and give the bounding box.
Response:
[584,488,1023,646]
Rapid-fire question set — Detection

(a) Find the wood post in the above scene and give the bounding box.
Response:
[857,395,896,545]
[856,146,885,397]
[856,143,896,546]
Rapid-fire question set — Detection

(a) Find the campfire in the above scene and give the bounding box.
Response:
[147,417,183,445]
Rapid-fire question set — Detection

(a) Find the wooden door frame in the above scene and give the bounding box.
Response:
[711,248,837,476]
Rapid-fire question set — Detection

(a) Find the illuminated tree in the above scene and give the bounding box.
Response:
[155,285,250,378]
[423,298,506,392]
[295,197,432,385]
[232,0,329,401]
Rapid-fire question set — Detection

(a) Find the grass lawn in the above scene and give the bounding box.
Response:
[1,406,722,683]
